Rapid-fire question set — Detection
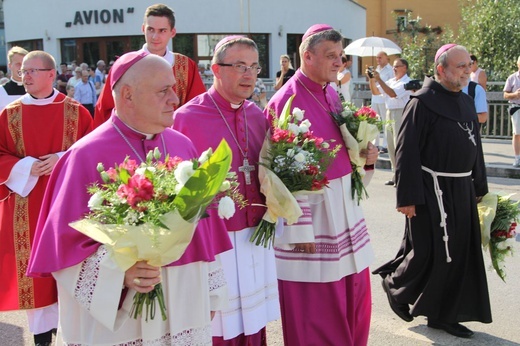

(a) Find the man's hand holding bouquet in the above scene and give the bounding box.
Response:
[70,139,244,321]
[250,95,341,248]
[331,102,384,204]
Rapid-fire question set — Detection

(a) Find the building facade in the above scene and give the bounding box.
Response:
[356,0,461,40]
[3,0,366,79]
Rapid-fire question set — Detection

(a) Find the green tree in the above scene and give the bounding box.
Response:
[458,0,520,83]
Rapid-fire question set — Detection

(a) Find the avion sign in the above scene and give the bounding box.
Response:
[65,7,135,27]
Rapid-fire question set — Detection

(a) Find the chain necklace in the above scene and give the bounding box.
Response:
[208,92,255,185]
[296,76,333,114]
[457,121,476,146]
[112,120,167,163]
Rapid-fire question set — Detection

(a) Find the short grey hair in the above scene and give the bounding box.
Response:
[299,29,343,57]
[434,45,468,77]
[211,37,258,65]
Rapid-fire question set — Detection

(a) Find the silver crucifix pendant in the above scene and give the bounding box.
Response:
[238,158,255,185]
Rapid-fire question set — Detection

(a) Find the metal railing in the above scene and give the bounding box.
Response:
[352,81,512,139]
[203,78,512,139]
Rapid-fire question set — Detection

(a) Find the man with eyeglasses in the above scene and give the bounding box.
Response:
[0,50,92,346]
[174,36,279,346]
[266,24,378,346]
[373,44,491,339]
[0,46,29,110]
[368,58,412,186]
[94,3,206,128]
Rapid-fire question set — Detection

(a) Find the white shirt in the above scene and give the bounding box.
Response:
[371,63,393,104]
[378,74,412,110]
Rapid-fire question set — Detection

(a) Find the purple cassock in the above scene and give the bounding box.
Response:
[266,69,353,179]
[27,114,232,277]
[173,86,269,232]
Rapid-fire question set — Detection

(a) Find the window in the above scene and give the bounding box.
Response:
[173,34,270,79]
[10,39,43,53]
[397,15,407,32]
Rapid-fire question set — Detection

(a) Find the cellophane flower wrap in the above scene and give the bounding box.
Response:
[251,95,341,248]
[330,102,383,204]
[478,192,519,282]
[70,139,242,321]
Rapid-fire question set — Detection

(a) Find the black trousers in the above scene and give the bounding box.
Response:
[82,103,94,117]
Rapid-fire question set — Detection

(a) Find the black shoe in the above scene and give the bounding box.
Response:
[381,280,413,322]
[427,319,474,338]
[379,147,388,153]
[384,180,395,186]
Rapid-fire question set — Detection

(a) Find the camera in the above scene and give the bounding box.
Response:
[404,79,422,91]
[367,66,374,78]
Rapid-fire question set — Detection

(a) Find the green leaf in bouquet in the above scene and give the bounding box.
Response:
[119,167,131,184]
[278,94,295,129]
[173,139,233,221]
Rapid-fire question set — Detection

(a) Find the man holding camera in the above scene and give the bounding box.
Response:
[368,58,411,186]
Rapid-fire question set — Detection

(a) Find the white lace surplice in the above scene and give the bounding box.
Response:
[211,227,280,340]
[53,245,227,346]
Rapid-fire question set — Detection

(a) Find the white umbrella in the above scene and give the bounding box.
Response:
[344,36,402,57]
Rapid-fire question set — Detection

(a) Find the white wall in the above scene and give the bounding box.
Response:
[4,0,366,79]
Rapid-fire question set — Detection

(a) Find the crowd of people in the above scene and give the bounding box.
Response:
[0,2,517,345]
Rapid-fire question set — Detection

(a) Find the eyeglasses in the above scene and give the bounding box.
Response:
[217,63,262,74]
[18,68,53,77]
[393,65,405,69]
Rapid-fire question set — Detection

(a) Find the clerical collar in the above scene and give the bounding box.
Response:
[117,116,155,139]
[209,87,244,110]
[20,89,59,106]
[300,70,329,89]
[142,43,175,66]
[30,90,55,100]
[10,78,23,86]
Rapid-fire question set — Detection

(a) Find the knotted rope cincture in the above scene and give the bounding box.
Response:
[421,166,472,263]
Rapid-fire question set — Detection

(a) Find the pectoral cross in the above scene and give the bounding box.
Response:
[458,122,476,146]
[238,158,255,185]
[467,131,476,146]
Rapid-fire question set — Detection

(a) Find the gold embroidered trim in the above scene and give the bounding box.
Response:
[6,101,25,157]
[63,97,80,149]
[173,53,189,109]
[8,96,81,309]
[13,194,35,309]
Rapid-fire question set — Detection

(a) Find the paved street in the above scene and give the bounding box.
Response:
[1,168,519,345]
[266,169,520,346]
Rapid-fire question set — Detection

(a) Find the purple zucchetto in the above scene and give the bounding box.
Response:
[302,24,334,41]
[214,35,246,54]
[434,43,457,63]
[110,50,149,89]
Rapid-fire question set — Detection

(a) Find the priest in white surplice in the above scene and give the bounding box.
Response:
[27,51,232,345]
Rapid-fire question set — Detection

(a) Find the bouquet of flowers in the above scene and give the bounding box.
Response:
[478,192,519,282]
[330,102,383,204]
[70,139,243,321]
[250,95,341,248]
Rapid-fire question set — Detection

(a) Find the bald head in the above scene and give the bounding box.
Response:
[114,54,171,94]
[114,54,179,134]
[376,52,389,67]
